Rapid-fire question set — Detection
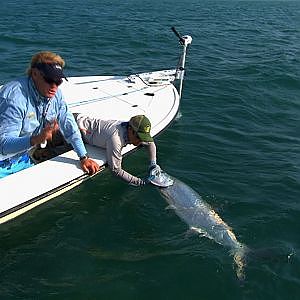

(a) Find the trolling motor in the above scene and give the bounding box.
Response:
[171,27,192,99]
[127,28,192,99]
[171,27,193,47]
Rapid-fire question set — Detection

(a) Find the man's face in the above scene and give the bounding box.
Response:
[128,127,142,146]
[32,68,62,98]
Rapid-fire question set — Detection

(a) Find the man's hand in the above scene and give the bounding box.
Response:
[80,157,100,175]
[148,164,161,177]
[30,119,59,146]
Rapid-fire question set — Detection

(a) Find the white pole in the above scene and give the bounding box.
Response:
[177,35,192,100]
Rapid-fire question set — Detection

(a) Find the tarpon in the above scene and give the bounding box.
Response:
[159,174,247,280]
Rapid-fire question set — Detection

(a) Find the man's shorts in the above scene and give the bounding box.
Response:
[0,153,34,179]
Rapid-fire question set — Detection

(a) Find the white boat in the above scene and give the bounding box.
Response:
[0,29,192,225]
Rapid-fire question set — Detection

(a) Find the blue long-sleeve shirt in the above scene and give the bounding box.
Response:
[0,77,86,161]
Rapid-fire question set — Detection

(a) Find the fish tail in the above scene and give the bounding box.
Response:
[233,244,248,281]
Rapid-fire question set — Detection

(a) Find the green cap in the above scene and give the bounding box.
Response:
[129,115,153,142]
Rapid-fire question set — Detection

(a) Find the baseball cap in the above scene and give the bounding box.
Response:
[33,63,67,81]
[129,115,153,142]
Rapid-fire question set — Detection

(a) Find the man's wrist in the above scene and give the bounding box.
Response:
[80,154,89,161]
[30,135,40,146]
[149,160,156,166]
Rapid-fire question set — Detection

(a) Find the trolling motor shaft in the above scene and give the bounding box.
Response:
[171,27,193,99]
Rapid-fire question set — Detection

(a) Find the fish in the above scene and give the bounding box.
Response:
[159,174,247,280]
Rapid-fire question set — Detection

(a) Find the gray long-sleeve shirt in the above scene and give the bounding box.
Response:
[75,114,156,186]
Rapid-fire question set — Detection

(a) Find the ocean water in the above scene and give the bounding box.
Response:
[0,0,300,299]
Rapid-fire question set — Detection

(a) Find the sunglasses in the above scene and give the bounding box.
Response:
[42,75,63,86]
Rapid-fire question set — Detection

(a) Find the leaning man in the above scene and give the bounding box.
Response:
[74,113,161,186]
[0,51,99,178]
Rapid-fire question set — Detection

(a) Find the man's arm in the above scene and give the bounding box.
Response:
[145,141,157,165]
[106,133,145,186]
[0,97,30,155]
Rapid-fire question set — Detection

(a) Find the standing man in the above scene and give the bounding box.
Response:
[0,51,99,178]
[74,114,161,186]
